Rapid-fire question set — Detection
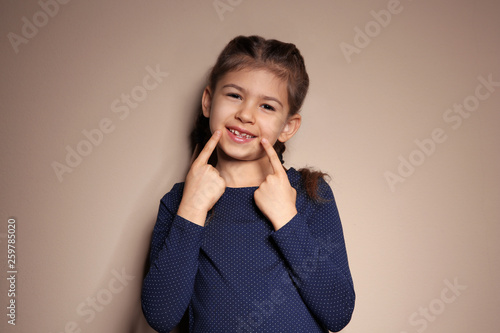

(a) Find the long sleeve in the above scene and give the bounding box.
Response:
[141,184,205,332]
[270,179,355,332]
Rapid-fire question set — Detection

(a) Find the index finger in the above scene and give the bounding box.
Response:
[195,130,221,165]
[261,138,285,175]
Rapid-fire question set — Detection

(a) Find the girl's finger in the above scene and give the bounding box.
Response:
[261,138,284,175]
[196,130,221,165]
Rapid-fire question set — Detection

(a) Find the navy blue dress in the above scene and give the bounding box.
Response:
[141,168,355,332]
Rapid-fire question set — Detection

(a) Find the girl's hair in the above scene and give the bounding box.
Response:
[190,35,329,201]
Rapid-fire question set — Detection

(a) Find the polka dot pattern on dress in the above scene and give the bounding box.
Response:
[141,167,355,333]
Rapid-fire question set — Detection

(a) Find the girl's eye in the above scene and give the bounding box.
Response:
[261,104,275,111]
[227,93,242,100]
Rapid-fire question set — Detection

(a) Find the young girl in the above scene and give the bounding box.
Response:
[141,35,355,332]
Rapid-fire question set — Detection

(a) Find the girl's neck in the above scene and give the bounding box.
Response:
[215,157,273,188]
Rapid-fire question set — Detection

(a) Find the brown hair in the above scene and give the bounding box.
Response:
[190,35,329,201]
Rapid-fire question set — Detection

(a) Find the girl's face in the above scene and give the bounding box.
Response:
[202,68,301,163]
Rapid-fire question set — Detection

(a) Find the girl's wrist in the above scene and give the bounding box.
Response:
[270,207,297,231]
[177,201,208,227]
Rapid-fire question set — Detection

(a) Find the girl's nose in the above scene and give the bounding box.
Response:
[235,103,255,123]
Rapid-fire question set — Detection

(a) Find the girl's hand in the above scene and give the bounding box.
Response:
[177,130,226,226]
[254,138,297,231]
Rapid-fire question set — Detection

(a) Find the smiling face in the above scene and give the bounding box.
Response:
[202,68,301,164]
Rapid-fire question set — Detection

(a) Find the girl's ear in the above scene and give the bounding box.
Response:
[278,114,301,143]
[202,86,212,118]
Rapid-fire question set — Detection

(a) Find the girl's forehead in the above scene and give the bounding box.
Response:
[217,68,288,91]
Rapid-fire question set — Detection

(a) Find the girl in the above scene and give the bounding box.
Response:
[141,35,355,332]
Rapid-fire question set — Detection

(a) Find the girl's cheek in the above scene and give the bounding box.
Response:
[267,120,284,138]
[208,117,217,134]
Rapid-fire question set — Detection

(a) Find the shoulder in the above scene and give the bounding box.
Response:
[288,168,341,232]
[286,167,301,188]
[287,167,334,202]
[159,182,185,212]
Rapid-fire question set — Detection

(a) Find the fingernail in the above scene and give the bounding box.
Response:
[214,130,221,135]
[261,138,268,144]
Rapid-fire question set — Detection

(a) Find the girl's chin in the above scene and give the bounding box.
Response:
[217,148,263,163]
[217,138,268,161]
[219,154,257,162]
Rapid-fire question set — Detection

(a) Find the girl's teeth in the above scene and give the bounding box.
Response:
[229,129,254,138]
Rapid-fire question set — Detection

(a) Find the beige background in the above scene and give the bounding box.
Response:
[1,0,499,332]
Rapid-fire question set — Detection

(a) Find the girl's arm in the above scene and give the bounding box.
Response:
[141,187,205,332]
[142,131,225,332]
[270,179,356,332]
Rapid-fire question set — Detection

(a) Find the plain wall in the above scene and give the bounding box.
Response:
[1,0,499,332]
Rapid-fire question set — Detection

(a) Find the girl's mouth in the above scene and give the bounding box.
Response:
[226,127,256,143]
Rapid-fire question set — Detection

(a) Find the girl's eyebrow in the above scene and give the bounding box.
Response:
[222,83,284,108]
